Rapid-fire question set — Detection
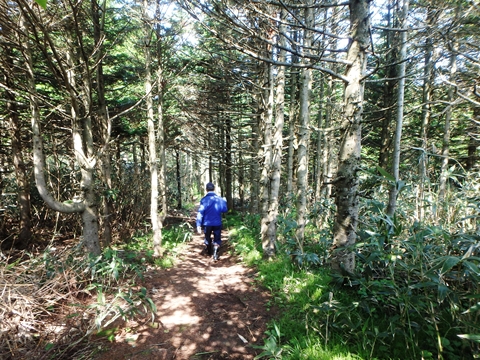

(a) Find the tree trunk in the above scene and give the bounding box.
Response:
[5,43,32,249]
[466,107,480,170]
[263,9,287,258]
[143,0,162,256]
[176,149,182,209]
[238,131,245,210]
[250,80,262,214]
[225,115,233,210]
[322,11,340,201]
[154,5,167,228]
[287,30,299,198]
[157,54,167,224]
[93,0,113,247]
[438,34,457,203]
[323,76,335,199]
[378,0,397,169]
[331,0,370,274]
[260,59,274,255]
[418,6,439,221]
[20,5,103,255]
[295,4,313,247]
[386,0,409,218]
[315,75,325,203]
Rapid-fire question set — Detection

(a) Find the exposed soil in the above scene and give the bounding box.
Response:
[94,228,275,360]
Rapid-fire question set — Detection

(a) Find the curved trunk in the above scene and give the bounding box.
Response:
[22,13,101,255]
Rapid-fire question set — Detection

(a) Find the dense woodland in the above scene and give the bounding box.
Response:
[1,0,480,358]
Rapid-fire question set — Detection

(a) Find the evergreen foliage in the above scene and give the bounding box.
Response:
[0,0,479,358]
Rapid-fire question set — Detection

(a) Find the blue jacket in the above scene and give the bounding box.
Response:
[196,192,228,227]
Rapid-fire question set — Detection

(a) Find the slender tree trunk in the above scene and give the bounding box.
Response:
[93,0,113,247]
[315,75,325,202]
[378,0,396,169]
[331,0,370,274]
[143,0,161,256]
[322,11,340,200]
[438,35,457,203]
[323,76,335,199]
[418,6,439,221]
[5,45,32,249]
[238,129,245,210]
[176,149,182,209]
[263,9,287,258]
[260,59,274,253]
[386,0,409,218]
[225,115,233,210]
[208,151,213,183]
[155,8,168,231]
[250,80,262,214]
[466,107,480,170]
[287,30,299,198]
[314,10,329,204]
[157,58,167,223]
[155,8,167,226]
[295,4,313,248]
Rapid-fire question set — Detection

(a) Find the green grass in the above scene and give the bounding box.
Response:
[226,213,365,360]
[118,223,192,269]
[226,207,480,360]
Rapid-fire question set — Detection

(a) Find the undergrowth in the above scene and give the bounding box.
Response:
[226,187,480,360]
[0,223,192,359]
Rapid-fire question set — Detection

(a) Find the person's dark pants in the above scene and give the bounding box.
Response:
[204,225,222,248]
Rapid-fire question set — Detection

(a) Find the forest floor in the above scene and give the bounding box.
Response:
[93,218,275,360]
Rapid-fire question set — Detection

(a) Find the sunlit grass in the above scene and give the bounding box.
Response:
[284,337,365,360]
[228,213,263,265]
[227,214,367,360]
[118,223,192,268]
[225,180,480,359]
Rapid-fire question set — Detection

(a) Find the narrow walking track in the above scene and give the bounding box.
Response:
[95,230,274,360]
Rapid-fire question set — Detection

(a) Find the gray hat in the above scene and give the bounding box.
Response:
[206,182,215,191]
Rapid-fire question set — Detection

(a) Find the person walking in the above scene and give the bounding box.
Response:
[196,182,228,261]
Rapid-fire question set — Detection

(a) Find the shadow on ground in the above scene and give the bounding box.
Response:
[94,231,274,360]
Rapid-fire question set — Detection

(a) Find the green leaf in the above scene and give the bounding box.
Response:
[458,334,480,343]
[96,328,118,338]
[463,259,480,273]
[35,0,47,8]
[376,166,395,182]
[146,298,157,312]
[462,302,480,314]
[437,284,450,301]
[420,350,433,358]
[440,256,461,274]
[396,180,407,192]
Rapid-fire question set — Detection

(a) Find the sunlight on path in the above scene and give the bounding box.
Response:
[97,230,271,359]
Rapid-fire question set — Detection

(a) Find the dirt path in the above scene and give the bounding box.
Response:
[95,230,274,360]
